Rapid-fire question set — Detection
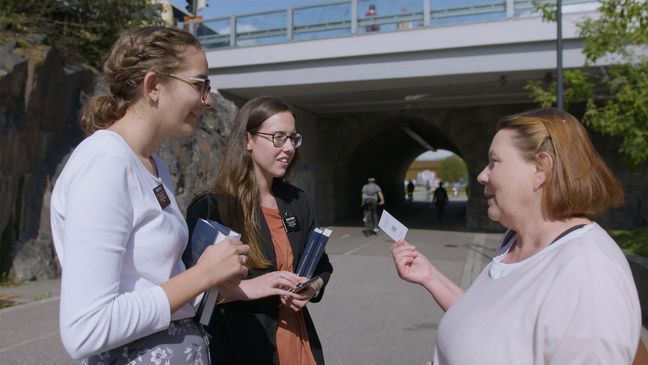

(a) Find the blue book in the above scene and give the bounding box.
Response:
[295,228,323,277]
[302,228,332,279]
[189,218,240,326]
[190,218,233,267]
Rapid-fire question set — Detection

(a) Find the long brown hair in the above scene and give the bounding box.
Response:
[497,108,623,220]
[212,96,297,269]
[79,26,202,134]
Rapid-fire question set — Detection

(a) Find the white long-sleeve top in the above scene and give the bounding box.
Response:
[50,130,194,360]
[435,223,641,365]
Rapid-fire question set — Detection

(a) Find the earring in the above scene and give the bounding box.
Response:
[151,96,158,103]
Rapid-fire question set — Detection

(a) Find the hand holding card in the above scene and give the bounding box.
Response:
[378,210,408,241]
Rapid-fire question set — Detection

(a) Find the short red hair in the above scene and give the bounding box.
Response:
[497,108,623,220]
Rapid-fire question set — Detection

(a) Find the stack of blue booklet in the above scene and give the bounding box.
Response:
[189,218,237,265]
[295,228,332,278]
[190,218,240,326]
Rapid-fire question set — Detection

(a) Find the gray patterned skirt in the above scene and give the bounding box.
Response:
[82,318,210,365]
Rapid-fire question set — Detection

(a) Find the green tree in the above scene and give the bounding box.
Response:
[438,155,468,183]
[0,0,163,68]
[524,0,648,167]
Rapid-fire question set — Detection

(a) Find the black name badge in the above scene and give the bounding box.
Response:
[281,212,300,233]
[153,184,170,209]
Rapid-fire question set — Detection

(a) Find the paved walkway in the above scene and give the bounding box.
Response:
[1,202,646,364]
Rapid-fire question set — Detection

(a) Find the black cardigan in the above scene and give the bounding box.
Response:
[184,181,333,365]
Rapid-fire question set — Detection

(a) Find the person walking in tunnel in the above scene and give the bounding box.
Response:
[390,108,642,364]
[361,177,385,236]
[184,96,333,365]
[432,181,449,222]
[406,179,415,202]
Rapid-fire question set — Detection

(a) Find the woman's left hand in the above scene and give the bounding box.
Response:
[219,271,301,302]
[280,279,322,312]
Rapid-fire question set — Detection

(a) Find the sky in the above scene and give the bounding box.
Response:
[170,0,467,19]
[171,0,336,18]
[415,150,455,161]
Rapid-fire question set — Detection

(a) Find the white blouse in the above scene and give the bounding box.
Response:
[435,223,641,364]
[51,130,193,360]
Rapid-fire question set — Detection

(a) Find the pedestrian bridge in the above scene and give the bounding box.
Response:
[186,1,616,229]
[194,0,600,112]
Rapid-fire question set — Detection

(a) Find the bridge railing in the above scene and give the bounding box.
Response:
[181,0,598,50]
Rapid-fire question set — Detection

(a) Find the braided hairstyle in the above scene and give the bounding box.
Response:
[80,26,202,134]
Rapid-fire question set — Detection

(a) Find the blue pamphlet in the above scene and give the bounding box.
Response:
[295,228,332,278]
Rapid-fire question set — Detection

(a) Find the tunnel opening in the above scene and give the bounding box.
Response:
[399,150,468,230]
[330,113,471,231]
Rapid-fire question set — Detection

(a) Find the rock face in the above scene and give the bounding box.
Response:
[159,96,238,212]
[0,33,238,282]
[1,33,92,281]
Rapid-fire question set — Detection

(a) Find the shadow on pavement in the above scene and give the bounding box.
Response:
[334,200,469,232]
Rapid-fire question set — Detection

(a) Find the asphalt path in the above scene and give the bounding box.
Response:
[308,224,501,365]
[0,200,503,365]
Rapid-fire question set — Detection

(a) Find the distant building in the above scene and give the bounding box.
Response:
[405,160,440,183]
[155,0,218,37]
[154,0,180,25]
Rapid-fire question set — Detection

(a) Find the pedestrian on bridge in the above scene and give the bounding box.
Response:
[51,26,249,364]
[391,108,642,364]
[184,96,333,365]
[364,4,380,32]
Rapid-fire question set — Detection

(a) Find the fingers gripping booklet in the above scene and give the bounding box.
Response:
[190,218,240,326]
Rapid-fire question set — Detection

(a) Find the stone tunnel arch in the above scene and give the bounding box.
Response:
[313,104,531,230]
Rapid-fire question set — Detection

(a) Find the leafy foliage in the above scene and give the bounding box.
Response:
[0,0,163,68]
[523,69,593,108]
[526,0,648,167]
[610,226,648,259]
[437,155,468,183]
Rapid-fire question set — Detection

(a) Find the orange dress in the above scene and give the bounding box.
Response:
[262,206,317,365]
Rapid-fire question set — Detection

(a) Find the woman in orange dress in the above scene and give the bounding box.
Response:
[185,96,333,364]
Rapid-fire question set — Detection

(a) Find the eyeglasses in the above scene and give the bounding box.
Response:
[253,131,302,148]
[160,73,211,103]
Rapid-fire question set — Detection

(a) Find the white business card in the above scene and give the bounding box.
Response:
[378,210,408,241]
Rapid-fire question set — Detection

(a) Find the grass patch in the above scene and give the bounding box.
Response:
[0,272,24,288]
[0,272,11,287]
[610,227,648,259]
[33,292,51,302]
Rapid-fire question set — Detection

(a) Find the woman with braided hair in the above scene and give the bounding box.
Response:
[51,26,250,364]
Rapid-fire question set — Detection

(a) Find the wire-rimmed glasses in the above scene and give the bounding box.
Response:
[160,73,211,103]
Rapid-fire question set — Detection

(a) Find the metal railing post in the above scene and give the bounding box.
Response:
[506,0,514,17]
[287,7,293,40]
[351,0,358,34]
[229,15,236,47]
[557,0,564,110]
[423,0,431,27]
